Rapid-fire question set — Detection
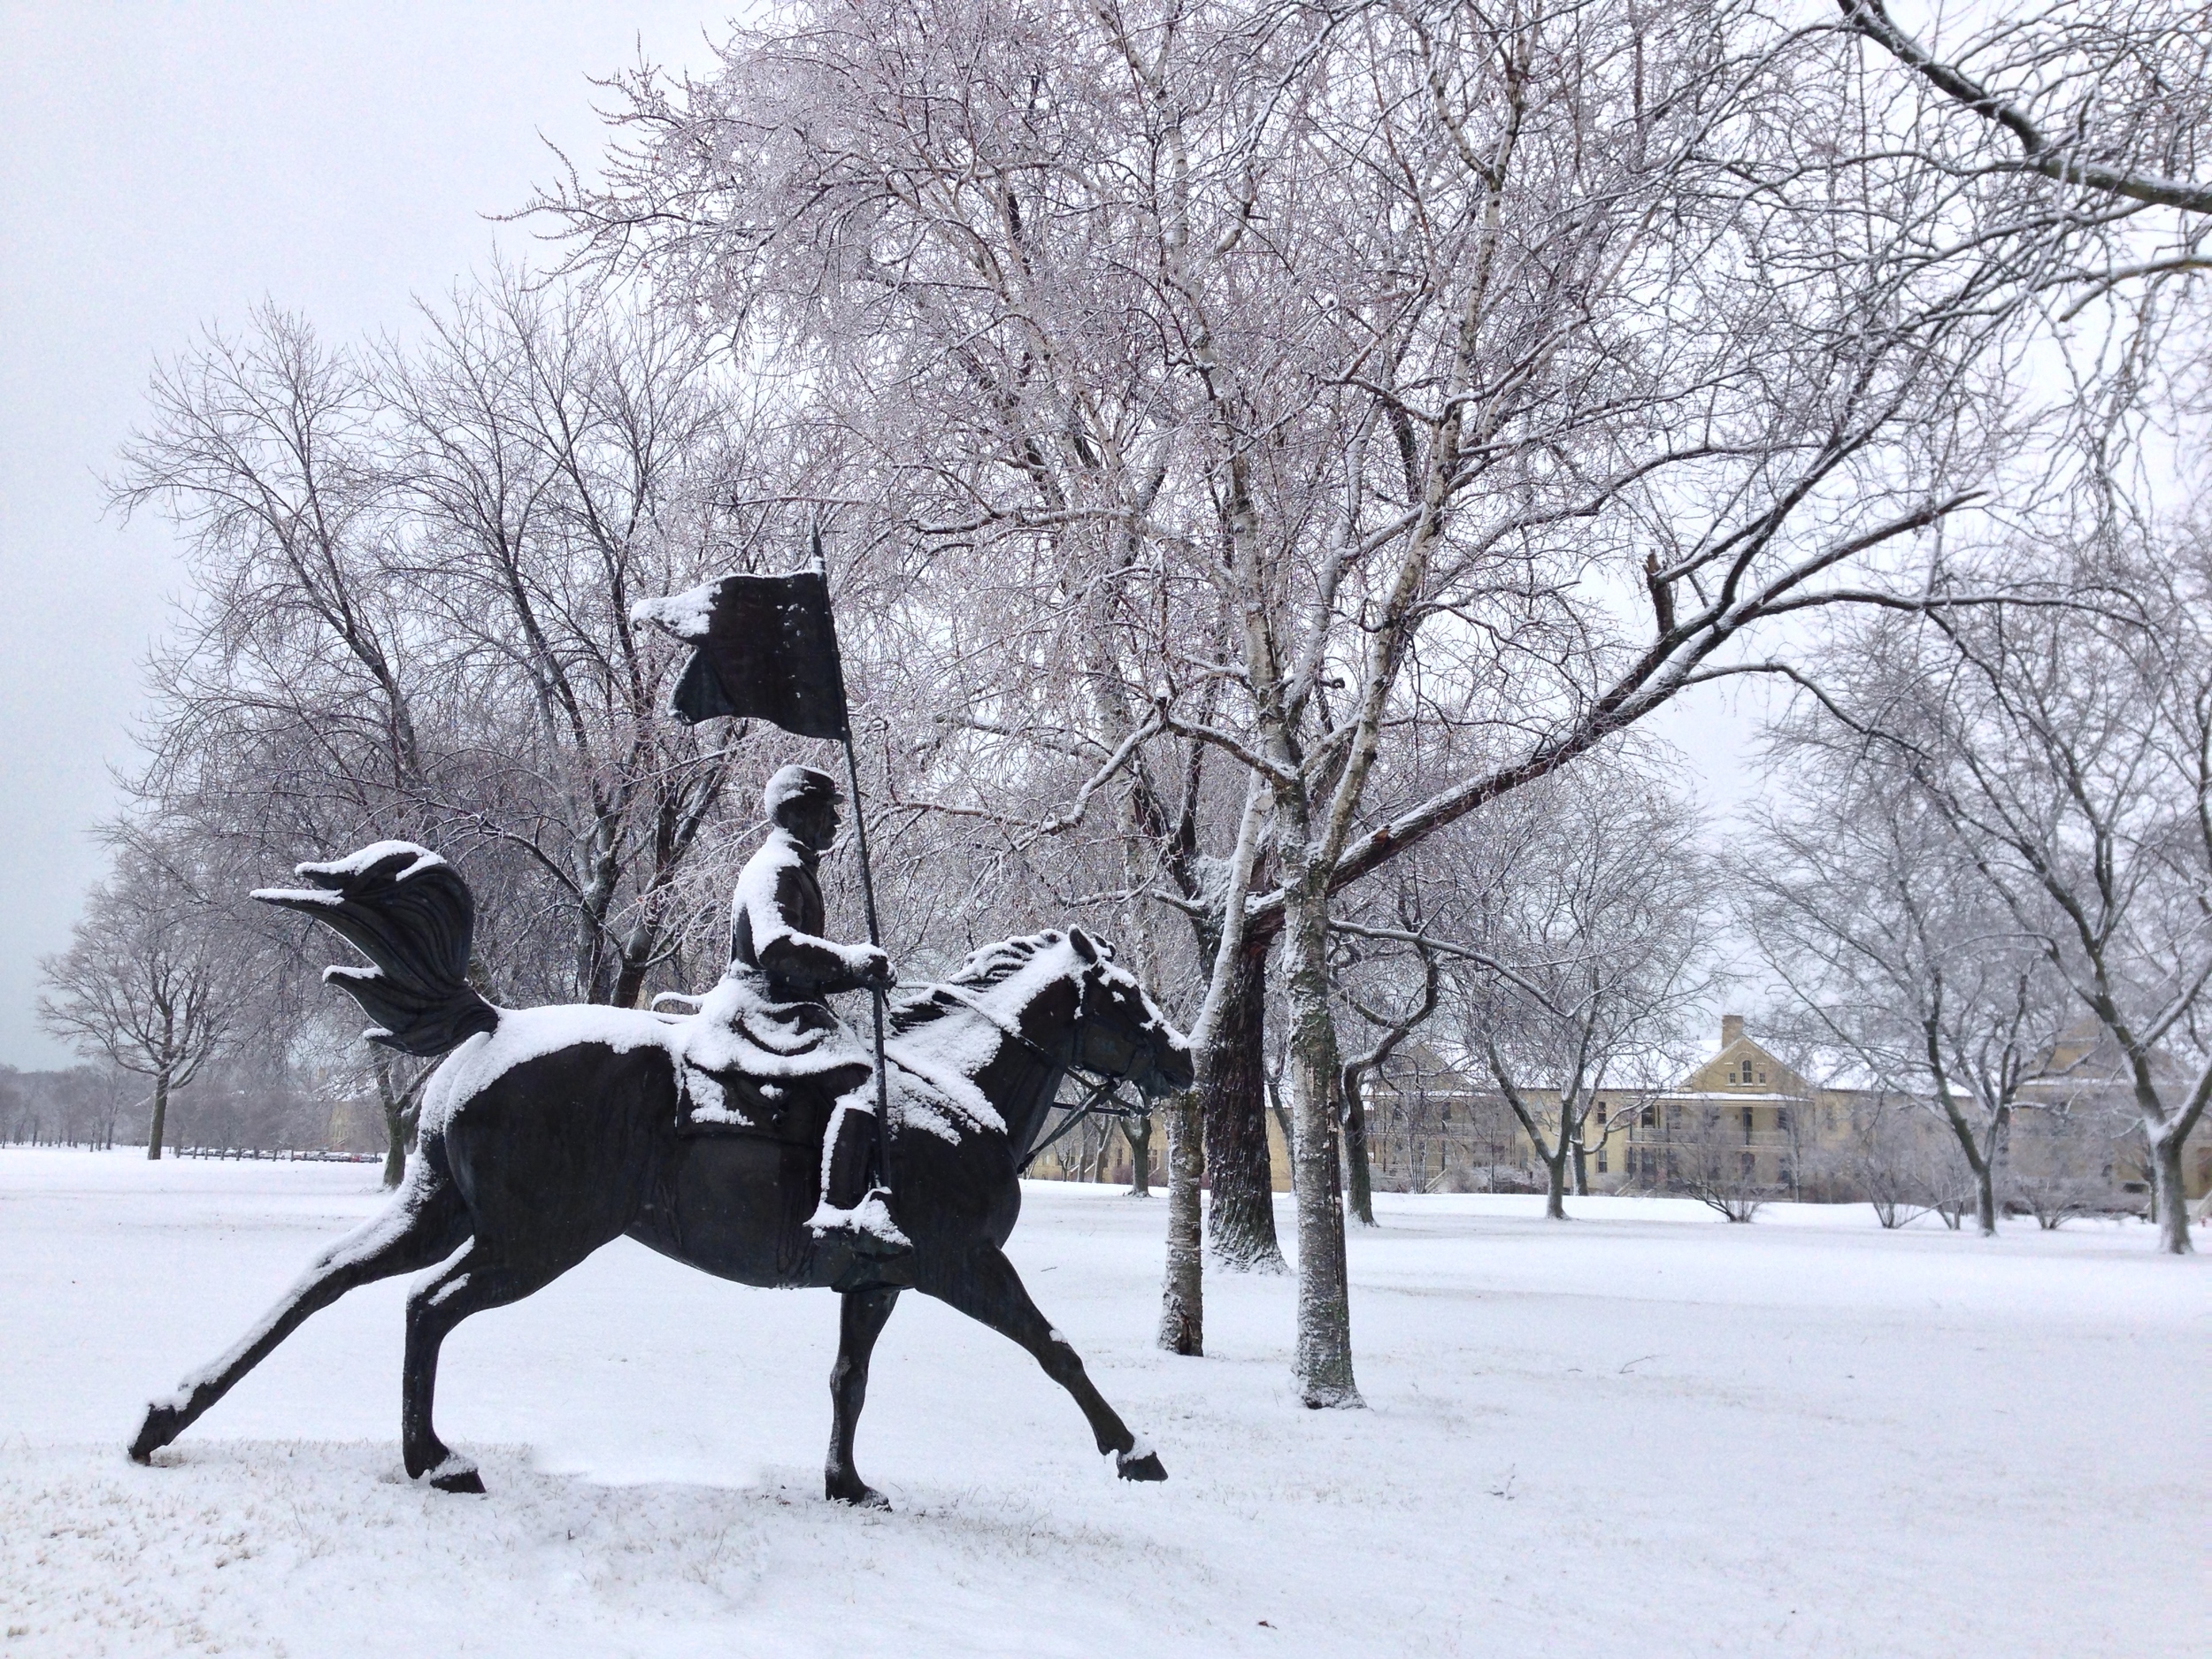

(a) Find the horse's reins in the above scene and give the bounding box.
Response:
[926,979,1150,1175]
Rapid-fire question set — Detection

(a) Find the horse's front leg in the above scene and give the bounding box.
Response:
[825,1286,900,1508]
[923,1246,1166,1482]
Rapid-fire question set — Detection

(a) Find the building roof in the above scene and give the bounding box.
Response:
[1367,1023,1816,1105]
[1678,1031,1807,1096]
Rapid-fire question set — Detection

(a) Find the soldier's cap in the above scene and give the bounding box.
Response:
[764,763,843,819]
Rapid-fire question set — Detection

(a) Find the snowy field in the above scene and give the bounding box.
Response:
[2,1150,2203,1659]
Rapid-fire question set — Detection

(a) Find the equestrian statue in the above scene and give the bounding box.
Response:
[125,558,1194,1503]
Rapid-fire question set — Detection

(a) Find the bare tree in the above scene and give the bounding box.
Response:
[2007,1098,2128,1229]
[0,1066,138,1150]
[1840,0,2212,217]
[38,849,245,1159]
[1120,1112,1156,1196]
[1157,1083,1206,1354]
[366,1051,433,1190]
[537,0,2162,1402]
[1393,762,1717,1220]
[1740,764,2077,1235]
[1793,1091,1936,1228]
[1674,1106,1768,1224]
[1790,545,2212,1252]
[1331,923,1440,1225]
[115,284,759,1016]
[106,276,787,1187]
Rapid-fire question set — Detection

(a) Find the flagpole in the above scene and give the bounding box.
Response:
[841,732,894,1181]
[815,523,895,1194]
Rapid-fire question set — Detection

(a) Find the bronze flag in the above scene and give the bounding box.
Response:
[634,570,850,740]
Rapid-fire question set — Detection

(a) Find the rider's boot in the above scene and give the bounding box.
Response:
[809,1099,912,1270]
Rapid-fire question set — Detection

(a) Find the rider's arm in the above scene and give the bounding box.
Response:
[748,860,891,995]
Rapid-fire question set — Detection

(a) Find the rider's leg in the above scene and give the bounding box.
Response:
[809,1094,910,1256]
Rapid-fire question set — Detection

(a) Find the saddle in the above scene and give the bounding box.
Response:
[677,1061,870,1143]
[669,967,872,1141]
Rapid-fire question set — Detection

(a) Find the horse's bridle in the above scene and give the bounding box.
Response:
[926,971,1153,1175]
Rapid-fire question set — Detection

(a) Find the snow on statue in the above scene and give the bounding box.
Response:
[692,762,905,1261]
[125,833,1193,1502]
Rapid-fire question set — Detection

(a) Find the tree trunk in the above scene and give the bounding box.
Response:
[1157,1092,1204,1354]
[1202,941,1286,1272]
[381,1098,408,1188]
[1973,1159,1998,1238]
[2149,1129,2193,1255]
[146,1067,171,1160]
[1545,1150,1568,1220]
[373,1054,413,1190]
[611,952,649,1012]
[1936,1099,2001,1240]
[1283,878,1360,1408]
[1341,1072,1376,1226]
[1571,1136,1589,1197]
[1124,1114,1153,1196]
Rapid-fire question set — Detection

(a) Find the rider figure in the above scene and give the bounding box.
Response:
[733,764,909,1261]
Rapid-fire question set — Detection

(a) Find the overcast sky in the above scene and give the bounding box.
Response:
[0,2,1762,1071]
[0,4,732,1067]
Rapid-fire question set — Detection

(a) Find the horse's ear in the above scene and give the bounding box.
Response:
[1067,926,1099,963]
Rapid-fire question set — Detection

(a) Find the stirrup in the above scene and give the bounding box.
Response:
[808,1189,910,1256]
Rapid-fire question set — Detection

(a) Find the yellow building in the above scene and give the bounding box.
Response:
[1363,1013,2208,1206]
[1360,1014,1843,1195]
[1030,1012,2208,1206]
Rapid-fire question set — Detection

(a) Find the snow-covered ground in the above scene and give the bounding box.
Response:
[2,1150,2202,1658]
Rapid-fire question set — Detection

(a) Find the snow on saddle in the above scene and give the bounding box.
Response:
[664,970,1010,1148]
[668,969,872,1139]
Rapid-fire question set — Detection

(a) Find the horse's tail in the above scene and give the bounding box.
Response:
[255,841,499,1057]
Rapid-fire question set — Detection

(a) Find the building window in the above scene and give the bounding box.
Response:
[1640,1104,1655,1127]
[1756,1070,1767,1085]
[1595,1102,1608,1125]
[1740,1151,1755,1179]
[1741,1107,1754,1136]
[1596,1147,1608,1173]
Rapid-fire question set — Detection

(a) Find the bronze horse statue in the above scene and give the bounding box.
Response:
[127,843,1193,1502]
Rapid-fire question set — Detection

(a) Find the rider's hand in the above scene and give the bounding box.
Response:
[851,947,896,990]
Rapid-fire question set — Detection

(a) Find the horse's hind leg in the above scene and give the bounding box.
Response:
[825,1287,899,1508]
[129,1163,470,1463]
[400,1240,576,1492]
[925,1247,1166,1482]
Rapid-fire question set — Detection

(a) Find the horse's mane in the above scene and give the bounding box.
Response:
[888,930,1067,1035]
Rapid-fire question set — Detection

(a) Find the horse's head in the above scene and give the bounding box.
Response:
[1064,927,1195,1099]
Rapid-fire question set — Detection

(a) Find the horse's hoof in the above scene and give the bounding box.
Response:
[826,1479,892,1510]
[426,1455,485,1494]
[128,1402,180,1464]
[1115,1448,1168,1483]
